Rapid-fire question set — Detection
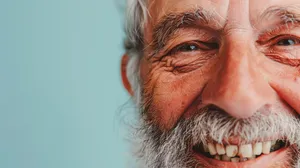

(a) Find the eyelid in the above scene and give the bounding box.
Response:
[168,40,217,55]
[167,41,201,55]
[258,22,300,42]
[258,34,300,45]
[261,22,295,36]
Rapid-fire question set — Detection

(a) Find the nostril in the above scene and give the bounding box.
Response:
[198,103,257,119]
[199,104,227,114]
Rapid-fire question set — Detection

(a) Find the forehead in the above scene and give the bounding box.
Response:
[148,0,300,25]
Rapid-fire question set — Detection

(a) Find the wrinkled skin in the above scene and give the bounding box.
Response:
[122,0,300,167]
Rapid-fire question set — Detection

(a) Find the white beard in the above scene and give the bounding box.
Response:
[131,106,300,168]
[125,56,300,167]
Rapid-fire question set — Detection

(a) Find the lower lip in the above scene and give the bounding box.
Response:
[193,146,292,168]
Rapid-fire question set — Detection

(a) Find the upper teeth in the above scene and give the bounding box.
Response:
[239,144,253,158]
[208,143,217,155]
[253,142,262,155]
[262,141,272,154]
[205,140,281,162]
[216,144,226,155]
[226,145,238,157]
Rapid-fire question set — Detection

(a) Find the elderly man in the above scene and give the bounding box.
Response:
[120,0,300,167]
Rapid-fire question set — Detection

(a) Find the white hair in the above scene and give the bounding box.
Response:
[135,107,300,168]
[124,0,148,105]
[123,1,300,168]
[125,0,147,53]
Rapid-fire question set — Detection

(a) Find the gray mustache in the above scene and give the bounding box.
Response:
[185,104,300,146]
[136,104,300,168]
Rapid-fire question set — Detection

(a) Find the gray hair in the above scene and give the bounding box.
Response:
[124,0,147,57]
[124,0,148,105]
[136,105,300,168]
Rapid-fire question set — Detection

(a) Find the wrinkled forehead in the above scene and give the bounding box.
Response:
[147,0,300,28]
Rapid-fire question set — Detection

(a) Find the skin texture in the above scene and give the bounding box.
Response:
[270,76,300,113]
[139,0,300,127]
[122,0,300,167]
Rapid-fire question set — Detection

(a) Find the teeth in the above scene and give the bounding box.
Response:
[203,144,209,153]
[253,142,262,155]
[216,144,226,155]
[226,145,238,157]
[248,155,256,160]
[231,157,240,163]
[262,141,271,154]
[221,155,231,161]
[239,144,253,158]
[214,155,221,160]
[208,143,217,155]
[201,139,284,161]
[240,158,248,162]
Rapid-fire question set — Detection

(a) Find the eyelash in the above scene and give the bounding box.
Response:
[167,41,219,55]
[268,35,300,47]
[163,34,300,61]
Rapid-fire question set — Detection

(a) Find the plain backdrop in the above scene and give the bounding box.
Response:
[1,0,131,168]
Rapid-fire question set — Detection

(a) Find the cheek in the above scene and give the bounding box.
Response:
[141,63,213,129]
[260,56,300,80]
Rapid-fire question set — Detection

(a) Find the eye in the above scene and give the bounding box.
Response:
[277,39,297,46]
[169,41,219,55]
[274,36,300,47]
[264,35,300,63]
[177,44,200,52]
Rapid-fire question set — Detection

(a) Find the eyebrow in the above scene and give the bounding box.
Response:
[150,6,300,54]
[259,6,300,26]
[151,8,220,53]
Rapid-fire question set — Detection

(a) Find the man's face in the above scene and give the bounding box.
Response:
[124,0,300,167]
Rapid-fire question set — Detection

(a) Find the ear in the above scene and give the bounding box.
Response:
[121,54,134,96]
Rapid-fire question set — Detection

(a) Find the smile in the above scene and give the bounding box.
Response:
[193,139,290,163]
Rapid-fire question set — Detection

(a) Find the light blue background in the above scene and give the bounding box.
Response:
[0,0,131,168]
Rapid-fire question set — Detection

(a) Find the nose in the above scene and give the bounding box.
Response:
[201,33,277,118]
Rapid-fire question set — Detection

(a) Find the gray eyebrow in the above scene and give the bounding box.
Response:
[150,8,220,54]
[258,6,300,26]
[149,5,300,57]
